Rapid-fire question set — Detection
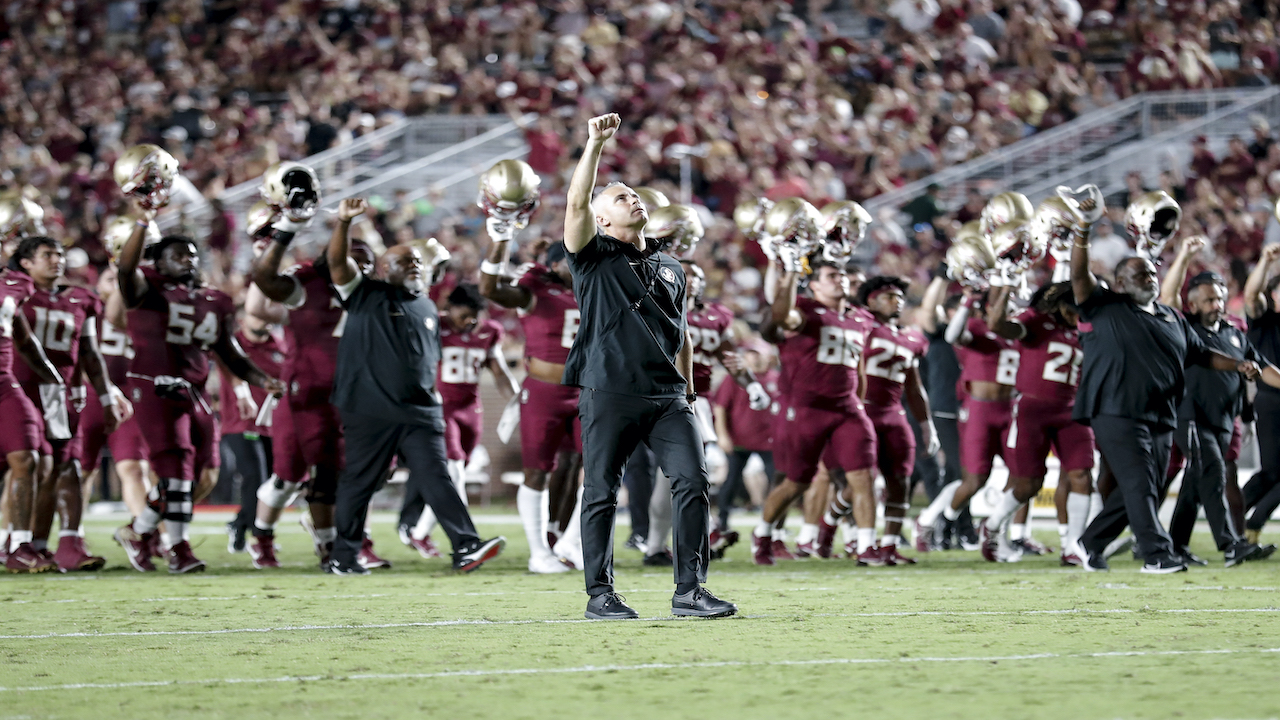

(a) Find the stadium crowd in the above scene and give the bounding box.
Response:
[2,1,1280,577]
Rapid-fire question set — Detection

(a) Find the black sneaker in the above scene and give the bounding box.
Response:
[1081,547,1109,572]
[326,557,370,576]
[453,536,505,573]
[585,592,639,620]
[226,521,247,554]
[1256,543,1277,560]
[643,549,673,566]
[1224,542,1263,568]
[672,587,738,618]
[1178,546,1209,567]
[623,533,648,554]
[1140,556,1189,574]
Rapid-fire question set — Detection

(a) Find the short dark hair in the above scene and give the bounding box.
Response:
[7,236,60,272]
[809,259,841,275]
[145,234,197,262]
[856,275,909,306]
[448,282,485,311]
[1030,281,1076,317]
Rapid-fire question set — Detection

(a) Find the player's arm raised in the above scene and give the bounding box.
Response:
[1071,190,1105,305]
[765,256,805,335]
[1159,235,1206,310]
[326,198,367,288]
[478,230,535,310]
[1244,243,1280,319]
[564,114,619,254]
[920,275,947,335]
[116,204,155,308]
[985,285,1026,341]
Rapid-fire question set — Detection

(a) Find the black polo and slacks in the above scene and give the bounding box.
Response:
[1246,311,1280,530]
[1074,287,1216,564]
[564,232,711,598]
[330,274,480,567]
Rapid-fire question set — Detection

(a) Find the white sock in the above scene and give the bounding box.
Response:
[797,523,819,545]
[10,530,32,545]
[134,507,161,534]
[254,518,274,533]
[882,534,902,547]
[163,520,188,547]
[1010,523,1027,541]
[518,485,550,558]
[59,529,78,538]
[1088,492,1104,525]
[316,526,337,544]
[413,505,438,540]
[840,520,857,546]
[556,486,583,549]
[822,510,838,527]
[1058,523,1070,546]
[986,490,1022,530]
[920,481,961,526]
[857,527,876,553]
[754,520,773,538]
[1067,492,1091,547]
[771,527,787,541]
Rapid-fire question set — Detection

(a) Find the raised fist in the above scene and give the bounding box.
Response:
[588,114,620,141]
[338,197,367,222]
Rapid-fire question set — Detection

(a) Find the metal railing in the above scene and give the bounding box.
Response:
[158,114,532,240]
[863,88,1276,219]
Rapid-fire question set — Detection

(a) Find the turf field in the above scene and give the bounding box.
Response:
[2,512,1278,720]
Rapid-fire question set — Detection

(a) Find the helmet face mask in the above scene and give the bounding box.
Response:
[819,201,871,264]
[946,222,997,289]
[103,215,161,260]
[114,144,179,211]
[646,204,704,258]
[1030,196,1083,253]
[477,159,541,229]
[0,194,46,244]
[421,238,452,286]
[261,162,321,222]
[764,197,824,260]
[1125,191,1181,261]
[990,219,1045,275]
[245,201,277,239]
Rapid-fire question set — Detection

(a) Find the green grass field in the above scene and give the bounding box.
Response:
[2,512,1278,720]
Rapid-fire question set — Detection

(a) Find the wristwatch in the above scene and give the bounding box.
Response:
[686,392,697,404]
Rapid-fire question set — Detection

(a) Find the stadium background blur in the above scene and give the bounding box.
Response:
[5,0,1280,497]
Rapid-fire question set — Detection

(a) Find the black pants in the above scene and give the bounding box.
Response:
[1081,416,1178,563]
[1171,420,1239,551]
[718,449,774,529]
[579,388,710,597]
[931,414,976,532]
[622,446,655,540]
[220,433,273,531]
[335,410,479,565]
[1244,391,1280,530]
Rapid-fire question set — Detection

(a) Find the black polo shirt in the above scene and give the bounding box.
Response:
[1181,316,1264,432]
[330,274,444,427]
[1247,310,1280,398]
[924,327,960,417]
[1073,285,1212,430]
[562,232,687,397]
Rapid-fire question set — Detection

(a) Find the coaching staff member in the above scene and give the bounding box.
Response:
[563,113,736,620]
[1071,204,1260,573]
[326,197,504,575]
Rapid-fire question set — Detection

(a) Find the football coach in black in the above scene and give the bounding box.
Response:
[1070,201,1260,574]
[326,197,504,575]
[563,113,736,620]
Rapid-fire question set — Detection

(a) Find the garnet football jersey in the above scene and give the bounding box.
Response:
[218,330,286,436]
[516,264,579,365]
[713,367,778,453]
[687,300,735,395]
[1013,308,1082,404]
[97,317,134,386]
[127,266,234,387]
[955,311,1019,393]
[281,261,344,404]
[863,320,929,412]
[0,269,35,378]
[776,297,875,413]
[13,284,101,385]
[438,318,504,407]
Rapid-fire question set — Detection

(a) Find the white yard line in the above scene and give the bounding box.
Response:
[2,646,1277,693]
[3,607,1278,640]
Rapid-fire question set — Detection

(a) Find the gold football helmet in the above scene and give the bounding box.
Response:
[477,159,541,229]
[946,223,997,289]
[1028,195,1084,253]
[979,191,1034,238]
[646,204,705,258]
[261,162,321,222]
[819,200,872,264]
[763,197,824,258]
[634,186,670,210]
[1124,190,1181,261]
[114,144,179,210]
[989,219,1046,276]
[733,198,772,239]
[103,215,161,260]
[245,201,277,239]
[421,237,452,286]
[0,191,46,244]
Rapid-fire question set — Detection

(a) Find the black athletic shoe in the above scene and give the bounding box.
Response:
[672,587,738,618]
[1140,556,1189,574]
[1255,543,1277,560]
[226,521,247,554]
[453,536,505,573]
[623,533,648,553]
[326,557,370,576]
[1224,542,1263,568]
[585,592,639,620]
[1081,547,1109,572]
[1178,546,1209,566]
[643,549,674,566]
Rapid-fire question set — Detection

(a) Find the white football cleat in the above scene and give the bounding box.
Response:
[529,553,572,574]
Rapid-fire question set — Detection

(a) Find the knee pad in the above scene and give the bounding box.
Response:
[257,475,304,510]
